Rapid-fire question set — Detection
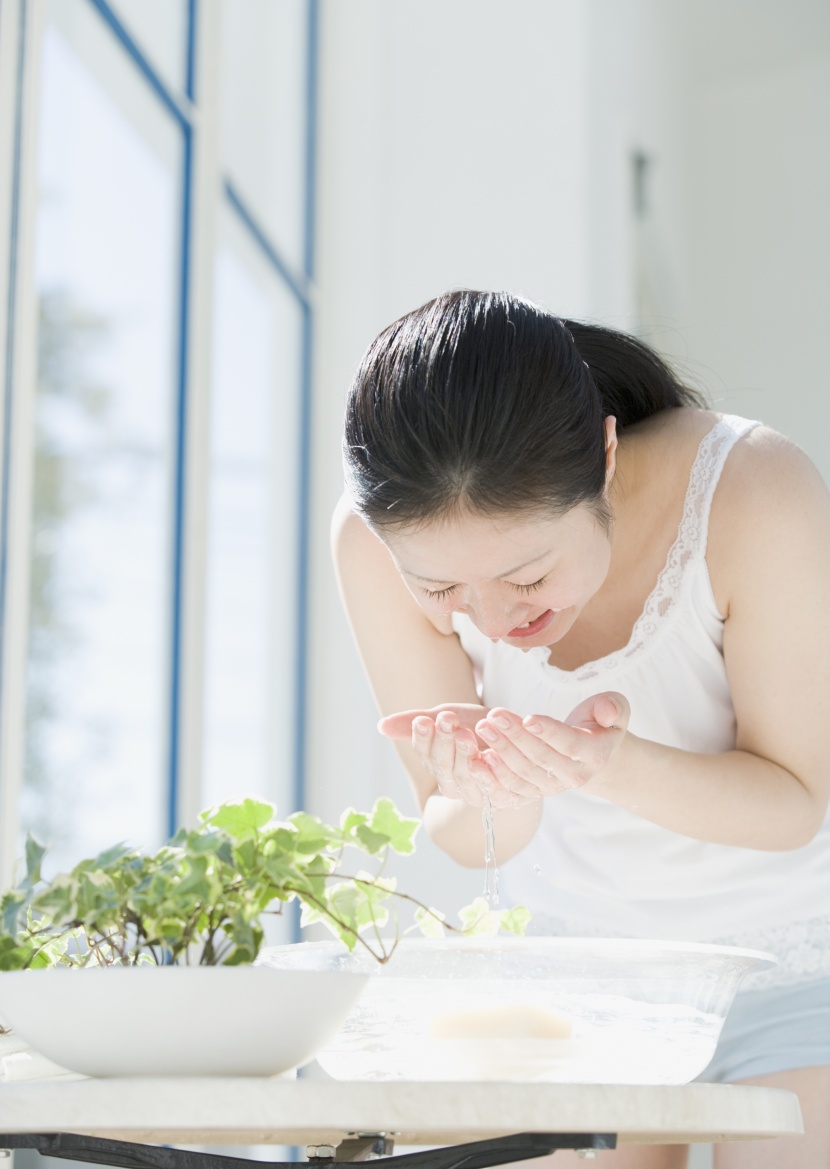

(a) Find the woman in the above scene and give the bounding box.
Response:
[332,290,830,1168]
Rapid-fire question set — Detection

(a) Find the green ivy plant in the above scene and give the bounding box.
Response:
[0,797,530,970]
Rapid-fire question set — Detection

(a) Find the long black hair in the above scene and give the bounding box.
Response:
[344,290,704,530]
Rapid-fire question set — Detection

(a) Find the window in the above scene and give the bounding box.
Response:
[0,0,317,916]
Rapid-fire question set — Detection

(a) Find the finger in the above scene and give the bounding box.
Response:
[379,709,432,739]
[409,715,461,799]
[484,708,587,765]
[492,733,587,788]
[411,716,435,760]
[467,752,519,808]
[380,703,491,739]
[432,711,464,797]
[481,749,545,801]
[453,728,493,805]
[517,714,595,761]
[478,712,590,788]
[561,691,630,733]
[477,709,574,770]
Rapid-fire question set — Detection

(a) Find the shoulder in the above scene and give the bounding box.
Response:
[708,422,830,615]
[714,421,829,525]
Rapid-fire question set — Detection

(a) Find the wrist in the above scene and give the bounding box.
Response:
[584,729,642,801]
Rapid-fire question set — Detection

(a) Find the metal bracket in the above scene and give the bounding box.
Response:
[308,1135,394,1163]
[0,1131,617,1169]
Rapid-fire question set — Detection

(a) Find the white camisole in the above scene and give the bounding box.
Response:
[452,415,830,988]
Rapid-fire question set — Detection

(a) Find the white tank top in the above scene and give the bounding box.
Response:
[452,415,830,988]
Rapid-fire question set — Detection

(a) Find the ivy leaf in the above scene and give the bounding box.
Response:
[172,856,220,904]
[413,906,445,938]
[260,826,299,858]
[23,835,47,889]
[223,912,263,965]
[32,875,79,923]
[1,889,28,936]
[340,808,368,835]
[368,798,419,855]
[80,842,135,873]
[76,870,119,927]
[458,897,501,936]
[288,811,342,854]
[202,799,275,840]
[354,825,391,855]
[27,927,84,969]
[497,905,532,936]
[183,830,235,868]
[233,838,259,873]
[0,932,32,971]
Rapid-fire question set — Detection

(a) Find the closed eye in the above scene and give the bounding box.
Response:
[510,575,549,594]
[424,575,549,601]
[423,584,458,601]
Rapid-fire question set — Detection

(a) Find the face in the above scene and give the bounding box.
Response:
[383,504,614,650]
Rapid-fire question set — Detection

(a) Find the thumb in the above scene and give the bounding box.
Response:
[594,692,628,729]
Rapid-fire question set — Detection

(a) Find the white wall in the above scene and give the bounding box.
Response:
[673,0,830,477]
[307,0,604,911]
[305,0,830,925]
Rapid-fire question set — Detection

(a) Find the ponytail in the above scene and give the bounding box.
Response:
[563,320,704,428]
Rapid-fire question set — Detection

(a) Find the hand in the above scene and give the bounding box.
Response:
[378,704,538,808]
[473,692,630,799]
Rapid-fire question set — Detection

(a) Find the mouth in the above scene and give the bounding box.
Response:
[505,609,557,640]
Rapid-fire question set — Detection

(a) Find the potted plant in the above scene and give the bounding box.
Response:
[0,797,529,1076]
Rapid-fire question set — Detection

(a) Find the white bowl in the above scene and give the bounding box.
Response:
[258,937,776,1084]
[0,964,368,1077]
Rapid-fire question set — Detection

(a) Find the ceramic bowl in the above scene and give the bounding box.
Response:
[257,936,776,1084]
[0,963,368,1077]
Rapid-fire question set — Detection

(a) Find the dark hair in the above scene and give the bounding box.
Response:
[344,290,705,530]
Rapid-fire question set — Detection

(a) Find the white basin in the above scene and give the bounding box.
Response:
[0,964,368,1077]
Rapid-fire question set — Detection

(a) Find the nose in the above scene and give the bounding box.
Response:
[464,595,528,640]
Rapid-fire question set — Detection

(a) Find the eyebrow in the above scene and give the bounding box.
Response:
[405,551,551,585]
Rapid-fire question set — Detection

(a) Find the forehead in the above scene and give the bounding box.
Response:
[382,508,596,583]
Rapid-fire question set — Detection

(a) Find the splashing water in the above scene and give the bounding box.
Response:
[481,792,499,905]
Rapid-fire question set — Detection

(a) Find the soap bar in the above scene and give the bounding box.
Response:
[429,1003,572,1040]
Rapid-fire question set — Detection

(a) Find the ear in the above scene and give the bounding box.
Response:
[603,416,618,487]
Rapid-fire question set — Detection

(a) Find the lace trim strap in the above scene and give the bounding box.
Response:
[678,414,760,563]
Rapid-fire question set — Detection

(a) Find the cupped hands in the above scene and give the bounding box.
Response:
[378,692,630,809]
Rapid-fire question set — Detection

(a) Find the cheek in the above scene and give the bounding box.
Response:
[550,559,608,611]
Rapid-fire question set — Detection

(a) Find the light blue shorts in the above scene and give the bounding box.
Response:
[696,978,830,1082]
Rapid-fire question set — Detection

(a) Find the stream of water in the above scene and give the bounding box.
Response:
[481,792,499,905]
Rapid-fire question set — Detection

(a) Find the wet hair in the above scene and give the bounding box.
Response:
[343,290,705,531]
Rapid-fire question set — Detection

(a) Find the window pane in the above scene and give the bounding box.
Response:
[202,205,303,829]
[24,0,182,872]
[219,0,309,274]
[105,0,190,95]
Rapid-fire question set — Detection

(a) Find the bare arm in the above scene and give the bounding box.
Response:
[594,429,830,846]
[331,496,541,865]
